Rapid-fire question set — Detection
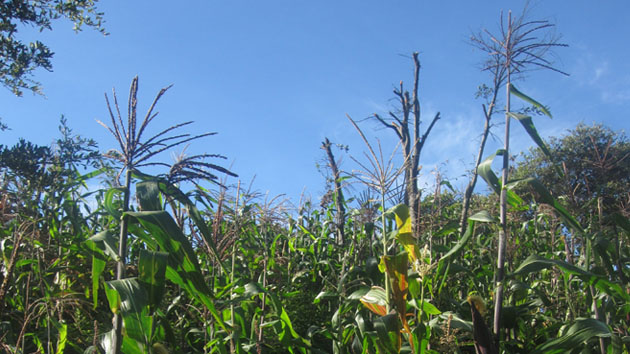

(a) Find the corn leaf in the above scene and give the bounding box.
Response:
[512,254,629,301]
[105,278,151,346]
[508,112,553,160]
[506,177,583,233]
[125,210,227,331]
[360,286,388,316]
[478,149,524,207]
[136,181,162,211]
[510,84,552,118]
[530,318,611,354]
[86,230,118,309]
[138,249,168,313]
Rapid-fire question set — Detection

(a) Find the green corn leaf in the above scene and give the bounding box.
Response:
[478,149,523,207]
[313,291,337,304]
[136,181,162,211]
[510,84,552,118]
[87,230,119,261]
[126,211,208,295]
[86,230,118,309]
[508,111,564,178]
[105,278,151,346]
[125,210,228,331]
[508,112,553,160]
[468,210,497,223]
[373,314,400,353]
[103,187,125,219]
[512,254,629,301]
[530,318,611,354]
[612,212,630,235]
[506,177,583,233]
[54,320,67,354]
[409,300,440,316]
[138,249,168,313]
[439,219,474,265]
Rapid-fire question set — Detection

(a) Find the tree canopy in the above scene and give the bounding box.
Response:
[516,123,630,219]
[0,0,105,97]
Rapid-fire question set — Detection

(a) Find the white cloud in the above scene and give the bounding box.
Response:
[601,89,630,104]
[570,50,630,105]
[591,61,608,84]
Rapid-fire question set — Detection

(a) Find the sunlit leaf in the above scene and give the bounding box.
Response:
[508,111,564,177]
[103,187,126,219]
[510,84,552,118]
[125,210,228,331]
[360,286,387,316]
[512,254,629,301]
[478,149,523,207]
[105,278,151,345]
[530,318,611,354]
[136,180,162,211]
[138,249,168,313]
[506,177,583,233]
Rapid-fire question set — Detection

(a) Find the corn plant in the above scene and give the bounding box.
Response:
[92,76,236,353]
[471,6,569,342]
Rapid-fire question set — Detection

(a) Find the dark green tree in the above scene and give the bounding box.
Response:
[0,0,106,130]
[515,123,630,220]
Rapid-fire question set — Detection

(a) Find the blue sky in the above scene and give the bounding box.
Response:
[1,1,629,205]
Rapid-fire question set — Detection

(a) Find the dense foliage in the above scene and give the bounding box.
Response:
[1,5,629,354]
[1,114,629,353]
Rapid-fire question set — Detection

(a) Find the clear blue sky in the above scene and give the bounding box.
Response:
[1,1,628,205]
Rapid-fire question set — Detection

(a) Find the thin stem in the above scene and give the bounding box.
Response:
[381,190,390,313]
[494,10,512,339]
[112,167,132,354]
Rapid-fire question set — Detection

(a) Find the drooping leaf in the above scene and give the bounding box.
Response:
[508,112,553,158]
[530,318,612,354]
[612,212,630,235]
[373,314,400,353]
[439,218,474,263]
[510,84,552,118]
[389,204,422,265]
[382,251,413,348]
[136,180,162,211]
[478,149,523,207]
[512,254,629,301]
[132,171,226,272]
[103,187,126,219]
[126,211,208,295]
[313,291,337,304]
[388,204,412,234]
[54,320,67,354]
[85,230,118,309]
[105,278,151,346]
[468,210,497,223]
[409,299,441,316]
[125,210,227,331]
[87,230,119,261]
[360,286,388,316]
[478,149,504,196]
[506,177,583,233]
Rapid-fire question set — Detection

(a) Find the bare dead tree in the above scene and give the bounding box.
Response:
[373,52,440,238]
[459,82,501,237]
[321,138,346,246]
